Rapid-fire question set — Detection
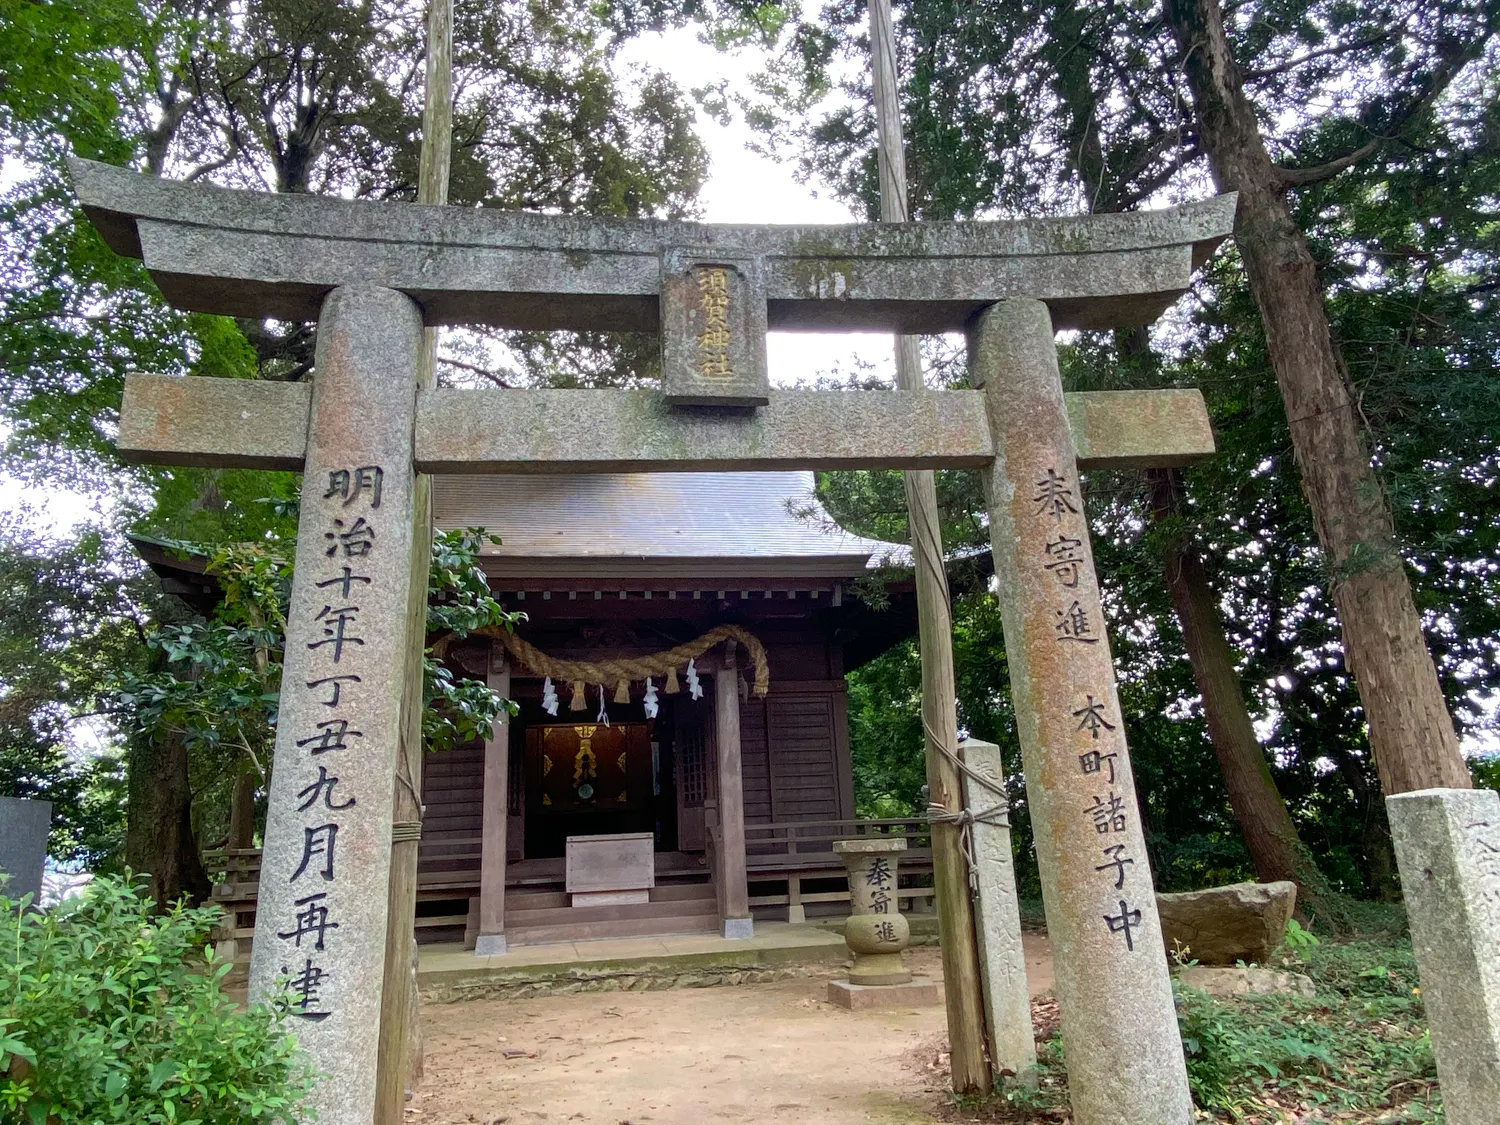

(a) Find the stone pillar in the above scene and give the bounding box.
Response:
[0,796,50,904]
[475,648,511,955]
[248,285,423,1125]
[835,838,911,984]
[958,737,1037,1081]
[968,298,1192,1125]
[1387,787,1500,1125]
[715,646,752,938]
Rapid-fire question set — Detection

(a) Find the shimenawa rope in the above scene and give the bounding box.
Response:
[472,623,770,699]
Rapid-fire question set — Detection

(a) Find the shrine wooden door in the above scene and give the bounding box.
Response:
[674,703,712,851]
[524,721,652,856]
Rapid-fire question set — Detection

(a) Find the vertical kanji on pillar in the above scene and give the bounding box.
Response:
[248,285,424,1125]
[969,298,1192,1125]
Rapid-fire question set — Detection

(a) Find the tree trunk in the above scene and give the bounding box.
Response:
[1163,0,1470,796]
[1149,469,1336,919]
[227,770,257,849]
[1326,740,1402,902]
[1053,45,1337,912]
[125,727,211,908]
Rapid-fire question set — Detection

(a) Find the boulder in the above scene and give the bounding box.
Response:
[1176,964,1315,999]
[1156,881,1297,966]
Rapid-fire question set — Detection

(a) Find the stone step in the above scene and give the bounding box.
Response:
[507,896,719,930]
[507,909,720,947]
[644,882,717,902]
[509,882,715,914]
[507,891,569,911]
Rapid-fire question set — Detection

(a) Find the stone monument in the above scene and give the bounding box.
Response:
[957,737,1037,1080]
[828,837,939,1009]
[1387,787,1500,1125]
[74,154,1234,1125]
[0,796,51,903]
[249,285,423,1125]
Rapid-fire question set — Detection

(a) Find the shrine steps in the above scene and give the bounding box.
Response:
[505,880,719,946]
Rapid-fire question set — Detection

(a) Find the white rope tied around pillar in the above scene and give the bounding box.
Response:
[921,717,1011,899]
[391,821,423,844]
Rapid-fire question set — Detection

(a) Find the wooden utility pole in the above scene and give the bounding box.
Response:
[867,0,992,1094]
[375,1,452,1121]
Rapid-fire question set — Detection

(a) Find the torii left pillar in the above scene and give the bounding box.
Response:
[248,285,424,1125]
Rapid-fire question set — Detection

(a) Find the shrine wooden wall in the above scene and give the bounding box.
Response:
[416,686,853,893]
[416,740,485,895]
[739,682,855,828]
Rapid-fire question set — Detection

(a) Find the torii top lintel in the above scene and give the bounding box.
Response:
[71,158,1233,338]
[83,159,1230,477]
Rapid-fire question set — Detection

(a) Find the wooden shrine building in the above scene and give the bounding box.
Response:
[166,469,932,955]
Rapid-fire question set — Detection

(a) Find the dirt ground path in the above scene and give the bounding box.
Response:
[412,936,1054,1125]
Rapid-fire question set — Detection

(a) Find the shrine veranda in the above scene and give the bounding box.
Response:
[75,156,1235,1125]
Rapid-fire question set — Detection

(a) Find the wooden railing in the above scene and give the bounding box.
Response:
[745,816,931,856]
[203,846,262,889]
[201,848,263,961]
[200,841,487,962]
[742,817,935,922]
[200,814,936,957]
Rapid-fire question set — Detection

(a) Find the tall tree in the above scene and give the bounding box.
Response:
[1161,0,1493,795]
[775,0,1341,902]
[1046,13,1337,908]
[1148,468,1335,908]
[711,0,1499,898]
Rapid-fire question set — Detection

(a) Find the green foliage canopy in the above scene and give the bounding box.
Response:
[726,0,1500,897]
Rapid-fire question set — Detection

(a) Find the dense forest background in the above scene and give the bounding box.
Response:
[1,0,1496,919]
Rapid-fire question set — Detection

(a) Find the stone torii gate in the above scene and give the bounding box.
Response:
[73,156,1233,1125]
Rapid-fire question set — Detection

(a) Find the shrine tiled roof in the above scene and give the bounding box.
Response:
[432,472,903,570]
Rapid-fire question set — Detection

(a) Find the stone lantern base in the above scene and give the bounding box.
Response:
[845,911,913,985]
[827,977,941,1010]
[827,913,940,1007]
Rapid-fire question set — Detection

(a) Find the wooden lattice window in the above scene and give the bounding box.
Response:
[507,739,522,815]
[678,722,709,807]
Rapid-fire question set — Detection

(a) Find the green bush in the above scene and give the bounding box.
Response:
[1175,937,1437,1120]
[1,875,317,1123]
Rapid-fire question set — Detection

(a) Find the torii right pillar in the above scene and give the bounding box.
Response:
[970,298,1193,1124]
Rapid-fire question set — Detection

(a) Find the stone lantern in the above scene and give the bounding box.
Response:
[828,837,938,1008]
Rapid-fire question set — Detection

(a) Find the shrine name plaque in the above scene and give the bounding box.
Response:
[659,252,769,407]
[566,832,655,907]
